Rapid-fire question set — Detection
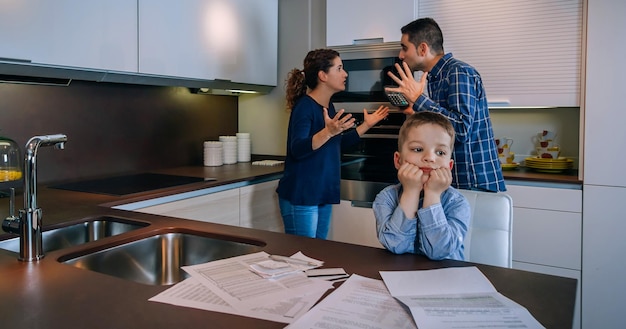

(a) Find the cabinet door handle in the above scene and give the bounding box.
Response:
[353,37,383,45]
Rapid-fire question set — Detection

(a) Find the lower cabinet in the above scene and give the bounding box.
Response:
[135,187,240,226]
[239,180,283,232]
[329,200,383,249]
[135,179,282,232]
[505,184,582,329]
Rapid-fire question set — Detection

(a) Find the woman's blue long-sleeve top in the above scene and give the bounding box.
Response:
[373,183,471,261]
[276,95,360,205]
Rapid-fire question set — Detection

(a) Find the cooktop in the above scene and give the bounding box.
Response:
[49,173,211,196]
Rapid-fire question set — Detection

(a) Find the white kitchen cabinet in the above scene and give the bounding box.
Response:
[239,180,283,232]
[505,184,582,329]
[418,0,583,107]
[581,185,626,329]
[583,0,626,187]
[329,201,383,249]
[581,1,626,328]
[135,188,240,226]
[326,0,416,47]
[505,185,582,270]
[133,179,282,231]
[138,0,278,86]
[0,0,137,72]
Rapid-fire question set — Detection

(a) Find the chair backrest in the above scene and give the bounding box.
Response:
[457,189,513,268]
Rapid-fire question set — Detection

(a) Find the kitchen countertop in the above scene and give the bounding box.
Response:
[0,161,286,226]
[501,166,581,185]
[0,161,576,328]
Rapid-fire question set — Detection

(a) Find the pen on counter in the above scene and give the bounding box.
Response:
[269,255,320,267]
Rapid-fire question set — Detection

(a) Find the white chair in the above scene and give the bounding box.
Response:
[457,189,513,268]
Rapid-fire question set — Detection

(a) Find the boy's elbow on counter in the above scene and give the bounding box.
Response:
[379,237,412,255]
[421,245,460,260]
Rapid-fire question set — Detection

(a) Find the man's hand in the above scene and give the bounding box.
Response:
[385,62,427,107]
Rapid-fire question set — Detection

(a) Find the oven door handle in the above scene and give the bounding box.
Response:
[350,201,373,208]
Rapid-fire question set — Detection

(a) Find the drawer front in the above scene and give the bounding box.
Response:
[513,207,581,270]
[505,185,582,212]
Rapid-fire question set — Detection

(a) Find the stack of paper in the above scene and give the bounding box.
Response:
[285,274,416,329]
[148,251,334,324]
[287,267,545,329]
[249,253,323,279]
[249,259,302,278]
[251,159,284,166]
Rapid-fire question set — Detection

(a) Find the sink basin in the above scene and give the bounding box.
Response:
[60,230,265,285]
[0,216,149,253]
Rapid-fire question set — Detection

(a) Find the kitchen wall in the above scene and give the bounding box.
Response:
[490,107,580,166]
[0,80,238,184]
[239,0,326,156]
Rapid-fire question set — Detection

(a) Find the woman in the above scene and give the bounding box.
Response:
[276,48,389,239]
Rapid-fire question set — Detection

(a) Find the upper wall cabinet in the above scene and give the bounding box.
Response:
[139,0,278,86]
[326,0,416,47]
[418,0,583,107]
[0,0,137,72]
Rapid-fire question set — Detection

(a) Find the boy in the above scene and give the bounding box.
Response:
[373,112,471,260]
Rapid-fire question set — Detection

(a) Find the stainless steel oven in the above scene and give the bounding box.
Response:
[330,43,417,205]
[340,112,406,205]
[332,42,404,113]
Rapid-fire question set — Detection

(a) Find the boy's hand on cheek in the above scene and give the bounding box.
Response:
[397,162,425,192]
[424,167,452,195]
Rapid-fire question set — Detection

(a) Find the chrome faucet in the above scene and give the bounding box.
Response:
[2,134,67,261]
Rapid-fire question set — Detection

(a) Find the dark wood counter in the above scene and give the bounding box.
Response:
[0,210,576,329]
[502,167,581,185]
[0,161,576,328]
[0,162,285,226]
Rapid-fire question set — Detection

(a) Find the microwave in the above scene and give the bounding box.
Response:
[331,42,412,113]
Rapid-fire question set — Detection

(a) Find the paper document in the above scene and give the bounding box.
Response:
[149,276,328,323]
[380,267,545,329]
[286,274,417,329]
[250,252,323,279]
[182,251,333,311]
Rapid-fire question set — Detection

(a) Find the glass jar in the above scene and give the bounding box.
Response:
[0,136,22,182]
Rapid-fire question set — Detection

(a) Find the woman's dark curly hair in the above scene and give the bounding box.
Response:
[284,48,340,111]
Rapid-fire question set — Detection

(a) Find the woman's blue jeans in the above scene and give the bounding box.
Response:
[278,198,332,239]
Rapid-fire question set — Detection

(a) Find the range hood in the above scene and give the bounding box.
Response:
[0,61,274,94]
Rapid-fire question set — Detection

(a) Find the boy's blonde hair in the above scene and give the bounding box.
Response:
[397,112,456,150]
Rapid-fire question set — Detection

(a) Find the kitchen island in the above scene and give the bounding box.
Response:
[0,162,576,328]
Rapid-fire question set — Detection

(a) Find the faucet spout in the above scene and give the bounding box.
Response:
[2,133,68,262]
[23,134,68,212]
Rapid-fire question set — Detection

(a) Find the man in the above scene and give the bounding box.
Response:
[386,17,505,192]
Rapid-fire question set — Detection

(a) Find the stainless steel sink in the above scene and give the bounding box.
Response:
[0,216,149,253]
[60,230,265,285]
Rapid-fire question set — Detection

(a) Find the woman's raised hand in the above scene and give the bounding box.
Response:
[362,105,390,129]
[324,108,355,137]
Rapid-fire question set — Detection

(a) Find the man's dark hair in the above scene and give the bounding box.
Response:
[401,18,444,55]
